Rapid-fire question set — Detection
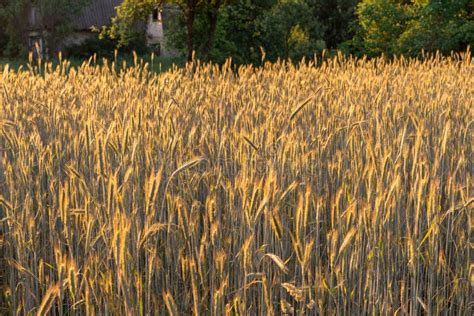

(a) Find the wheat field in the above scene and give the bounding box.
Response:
[0,53,472,315]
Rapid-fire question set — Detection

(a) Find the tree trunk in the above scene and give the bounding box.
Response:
[201,0,222,61]
[185,2,197,62]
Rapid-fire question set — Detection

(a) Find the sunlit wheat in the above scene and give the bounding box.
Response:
[0,52,472,314]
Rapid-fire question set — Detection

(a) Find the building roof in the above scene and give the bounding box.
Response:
[70,1,179,31]
[72,0,123,31]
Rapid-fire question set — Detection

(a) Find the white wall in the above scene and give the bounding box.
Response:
[146,11,164,45]
[146,10,177,57]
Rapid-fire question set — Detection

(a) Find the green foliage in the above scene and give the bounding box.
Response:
[99,0,159,47]
[68,34,149,59]
[353,0,473,57]
[0,0,30,56]
[202,0,328,64]
[398,0,474,55]
[259,0,326,60]
[311,0,360,49]
[203,0,272,64]
[356,0,409,56]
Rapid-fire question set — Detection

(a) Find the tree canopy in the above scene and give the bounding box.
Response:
[353,0,474,57]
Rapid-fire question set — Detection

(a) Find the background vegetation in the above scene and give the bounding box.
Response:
[0,0,472,64]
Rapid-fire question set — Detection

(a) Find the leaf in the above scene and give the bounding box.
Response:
[242,135,259,151]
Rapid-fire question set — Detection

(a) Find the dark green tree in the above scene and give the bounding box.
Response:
[353,0,473,57]
[398,0,474,55]
[208,0,327,64]
[259,0,326,61]
[310,0,360,49]
[189,0,274,64]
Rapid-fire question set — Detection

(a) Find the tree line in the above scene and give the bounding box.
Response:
[1,0,473,64]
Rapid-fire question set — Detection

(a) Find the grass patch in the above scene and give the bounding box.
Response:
[0,53,184,73]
